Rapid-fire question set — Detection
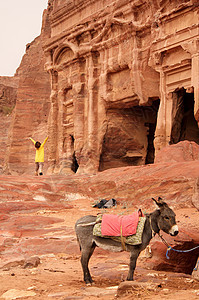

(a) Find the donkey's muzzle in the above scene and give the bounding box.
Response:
[171,230,179,236]
[169,225,179,236]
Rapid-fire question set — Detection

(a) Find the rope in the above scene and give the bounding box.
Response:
[166,245,199,259]
[149,215,156,237]
[194,259,199,271]
[158,233,199,268]
[120,225,127,251]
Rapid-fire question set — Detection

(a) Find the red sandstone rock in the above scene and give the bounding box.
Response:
[5,35,51,175]
[154,141,199,164]
[0,24,199,272]
[117,281,157,297]
[41,0,199,175]
[0,158,198,274]
[0,1,199,178]
[0,76,19,172]
[0,23,51,175]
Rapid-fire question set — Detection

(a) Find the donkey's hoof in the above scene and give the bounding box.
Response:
[86,282,92,286]
[126,277,134,281]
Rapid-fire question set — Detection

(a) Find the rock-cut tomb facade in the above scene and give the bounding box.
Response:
[43,0,199,174]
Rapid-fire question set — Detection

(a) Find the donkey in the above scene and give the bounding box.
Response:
[75,197,178,284]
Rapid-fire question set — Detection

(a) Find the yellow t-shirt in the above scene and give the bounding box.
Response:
[30,137,48,162]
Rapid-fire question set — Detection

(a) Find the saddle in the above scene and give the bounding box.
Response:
[93,210,146,247]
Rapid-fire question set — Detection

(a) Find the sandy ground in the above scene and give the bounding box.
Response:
[0,197,198,300]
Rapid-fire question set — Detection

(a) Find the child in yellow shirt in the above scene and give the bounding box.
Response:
[29,136,48,175]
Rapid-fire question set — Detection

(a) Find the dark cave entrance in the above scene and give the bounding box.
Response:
[70,135,79,173]
[170,88,199,145]
[145,99,160,164]
[71,151,79,173]
[99,99,160,171]
[145,122,158,165]
[156,241,199,275]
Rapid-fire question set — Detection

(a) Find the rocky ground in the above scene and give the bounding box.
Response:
[0,162,199,299]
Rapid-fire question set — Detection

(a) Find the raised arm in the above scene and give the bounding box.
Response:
[29,137,36,144]
[41,136,48,147]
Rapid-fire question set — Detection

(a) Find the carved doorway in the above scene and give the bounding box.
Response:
[70,135,79,173]
[170,88,199,145]
[99,99,159,171]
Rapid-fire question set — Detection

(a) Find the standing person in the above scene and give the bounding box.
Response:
[29,136,48,176]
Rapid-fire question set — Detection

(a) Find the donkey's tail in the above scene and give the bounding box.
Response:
[77,221,96,227]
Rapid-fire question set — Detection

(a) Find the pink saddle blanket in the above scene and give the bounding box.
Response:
[101,210,144,237]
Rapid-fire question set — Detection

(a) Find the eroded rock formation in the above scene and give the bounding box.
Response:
[42,0,199,175]
[0,159,198,276]
[0,39,51,175]
[0,0,198,176]
[0,76,19,172]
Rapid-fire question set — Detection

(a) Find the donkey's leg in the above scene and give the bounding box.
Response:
[126,250,140,281]
[81,243,96,284]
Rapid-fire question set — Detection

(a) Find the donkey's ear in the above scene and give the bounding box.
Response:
[152,197,164,208]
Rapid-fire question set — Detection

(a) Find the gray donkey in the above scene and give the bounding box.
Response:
[75,197,179,284]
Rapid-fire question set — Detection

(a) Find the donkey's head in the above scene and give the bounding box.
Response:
[152,197,179,236]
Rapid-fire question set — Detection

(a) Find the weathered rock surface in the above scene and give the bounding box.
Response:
[1,289,36,299]
[0,76,18,114]
[4,34,51,176]
[0,157,198,298]
[42,0,199,175]
[0,1,198,299]
[0,1,198,178]
[155,141,199,164]
[117,274,199,299]
[0,76,19,173]
[0,158,198,272]
[0,20,51,176]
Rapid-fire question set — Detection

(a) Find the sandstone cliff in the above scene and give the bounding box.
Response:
[0,76,19,172]
[0,0,199,177]
[42,0,199,175]
[0,1,198,293]
[0,11,51,175]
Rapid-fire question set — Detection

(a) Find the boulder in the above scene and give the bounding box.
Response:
[154,141,199,164]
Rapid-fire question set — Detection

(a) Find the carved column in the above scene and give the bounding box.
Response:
[182,39,199,122]
[98,48,108,158]
[87,54,95,149]
[56,88,70,174]
[60,133,75,174]
[165,92,173,144]
[154,69,167,151]
[47,69,58,174]
[73,81,85,171]
[156,88,183,149]
[76,51,100,174]
[148,51,167,151]
[192,52,199,122]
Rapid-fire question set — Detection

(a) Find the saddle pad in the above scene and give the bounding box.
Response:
[93,216,146,246]
[101,211,140,237]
